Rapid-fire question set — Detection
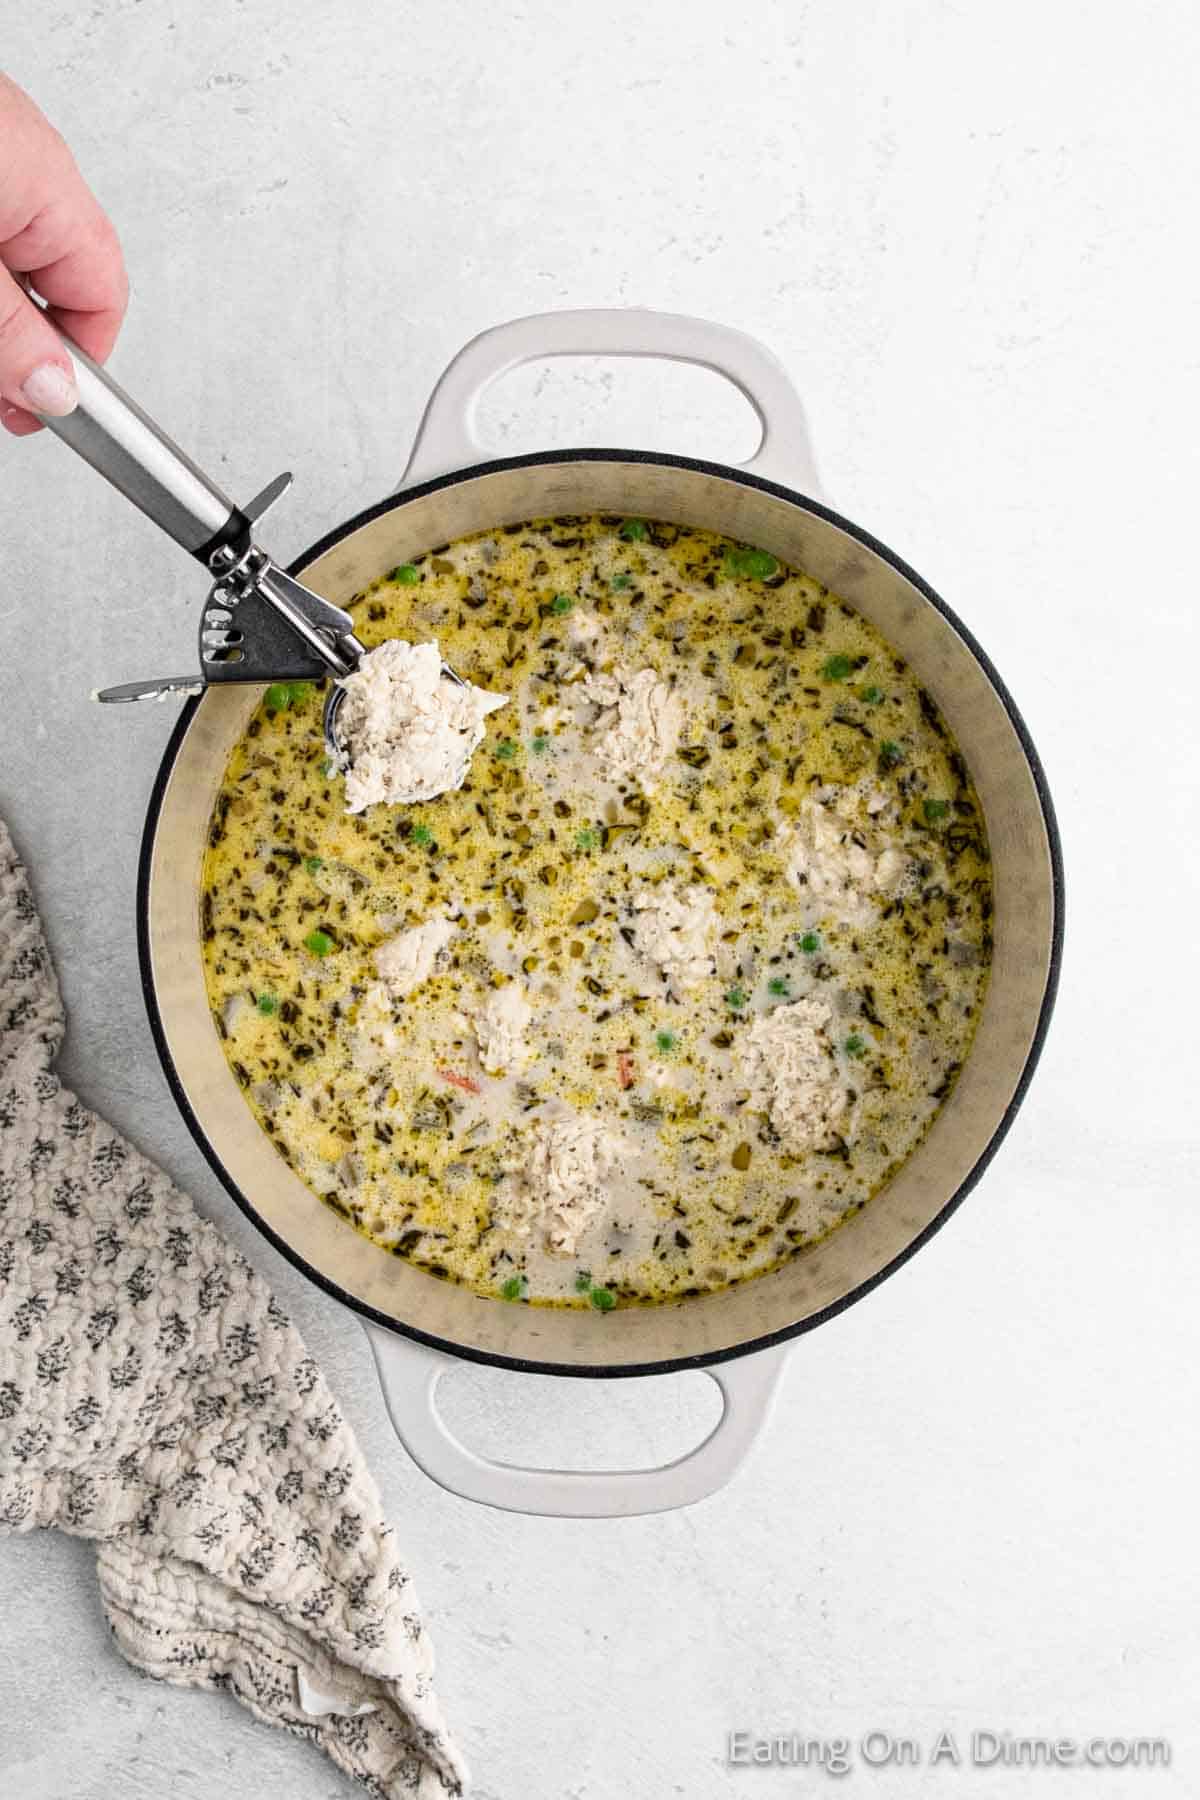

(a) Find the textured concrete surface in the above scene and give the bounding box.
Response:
[2,3,1198,1797]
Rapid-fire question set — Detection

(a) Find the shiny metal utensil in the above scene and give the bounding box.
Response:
[28,321,371,757]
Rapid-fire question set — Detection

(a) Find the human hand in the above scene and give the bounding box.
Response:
[0,73,128,436]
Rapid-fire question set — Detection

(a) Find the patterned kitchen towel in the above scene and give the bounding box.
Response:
[0,820,466,1799]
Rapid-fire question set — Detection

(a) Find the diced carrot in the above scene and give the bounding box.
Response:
[436,1066,481,1095]
[617,1050,636,1090]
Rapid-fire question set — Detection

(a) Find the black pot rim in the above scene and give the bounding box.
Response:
[138,447,1064,1379]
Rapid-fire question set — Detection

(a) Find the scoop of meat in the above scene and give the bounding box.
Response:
[582,665,686,791]
[493,1112,621,1256]
[335,637,508,811]
[737,998,855,1151]
[776,793,909,928]
[626,881,718,991]
[374,914,456,999]
[471,981,533,1075]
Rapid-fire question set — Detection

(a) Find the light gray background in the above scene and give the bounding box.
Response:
[2,2,1198,1797]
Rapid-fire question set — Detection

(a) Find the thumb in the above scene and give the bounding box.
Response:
[0,264,77,431]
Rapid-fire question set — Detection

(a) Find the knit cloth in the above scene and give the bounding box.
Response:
[0,821,466,1798]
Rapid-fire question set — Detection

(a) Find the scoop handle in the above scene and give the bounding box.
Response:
[32,326,247,563]
[365,1323,788,1518]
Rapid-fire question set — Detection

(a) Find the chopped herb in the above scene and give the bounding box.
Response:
[304,929,334,958]
[860,684,885,705]
[767,976,790,998]
[723,546,779,580]
[799,931,820,954]
[610,572,632,591]
[264,683,291,712]
[844,1033,866,1059]
[391,563,421,584]
[411,823,433,845]
[574,1269,593,1293]
[879,740,905,769]
[923,798,950,822]
[256,994,278,1016]
[550,593,574,615]
[655,1030,677,1054]
[304,856,323,875]
[618,518,649,540]
[494,738,519,761]
[822,654,854,681]
[575,827,597,850]
[589,1285,616,1311]
[725,985,747,1010]
[530,734,550,755]
[500,1275,525,1301]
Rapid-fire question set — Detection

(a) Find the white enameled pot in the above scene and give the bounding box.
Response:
[139,309,1062,1516]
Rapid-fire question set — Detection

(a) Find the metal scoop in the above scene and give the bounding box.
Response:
[26,320,404,760]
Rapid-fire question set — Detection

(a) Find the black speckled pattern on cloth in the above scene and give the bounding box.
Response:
[0,822,465,1798]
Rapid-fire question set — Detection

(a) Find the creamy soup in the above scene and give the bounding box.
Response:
[201,516,991,1309]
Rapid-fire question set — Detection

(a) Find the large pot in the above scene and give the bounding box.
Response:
[139,309,1062,1516]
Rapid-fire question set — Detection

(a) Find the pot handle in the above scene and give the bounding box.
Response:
[398,308,822,496]
[363,1322,787,1517]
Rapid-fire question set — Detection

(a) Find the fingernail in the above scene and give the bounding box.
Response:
[20,361,78,417]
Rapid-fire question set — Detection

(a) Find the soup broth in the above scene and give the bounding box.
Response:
[201,516,991,1309]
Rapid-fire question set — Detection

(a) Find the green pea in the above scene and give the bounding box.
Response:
[725,985,747,1010]
[879,740,905,769]
[575,827,597,850]
[844,1033,866,1059]
[723,546,779,580]
[494,739,518,761]
[610,573,632,591]
[768,976,790,998]
[550,593,574,615]
[589,1286,616,1312]
[391,563,421,585]
[530,735,550,755]
[411,823,433,845]
[745,548,779,577]
[923,798,950,822]
[799,932,820,954]
[822,654,854,681]
[618,519,649,541]
[500,1275,525,1301]
[304,930,333,958]
[574,1270,593,1293]
[264,683,291,712]
[860,684,884,705]
[286,681,313,705]
[655,1030,677,1054]
[304,856,323,875]
[256,994,278,1016]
